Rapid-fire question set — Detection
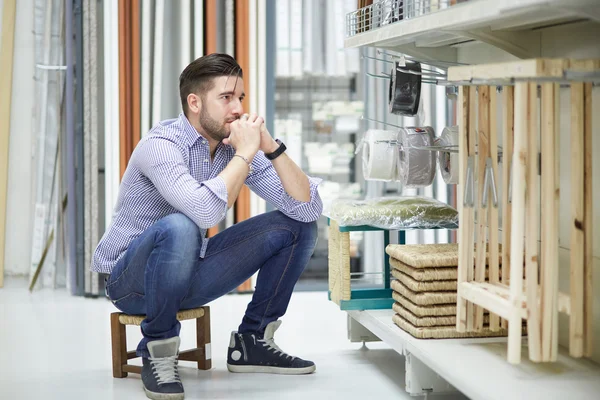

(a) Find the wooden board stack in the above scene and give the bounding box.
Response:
[386,243,513,339]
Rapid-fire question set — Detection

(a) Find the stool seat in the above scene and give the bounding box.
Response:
[110,306,211,378]
[118,307,205,326]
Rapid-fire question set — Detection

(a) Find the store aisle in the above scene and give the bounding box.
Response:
[0,278,467,400]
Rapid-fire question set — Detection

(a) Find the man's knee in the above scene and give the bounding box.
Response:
[160,213,201,242]
[287,217,319,249]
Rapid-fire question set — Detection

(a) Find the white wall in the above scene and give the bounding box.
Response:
[3,0,35,277]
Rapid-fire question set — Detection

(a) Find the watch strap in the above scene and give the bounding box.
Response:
[265,139,286,160]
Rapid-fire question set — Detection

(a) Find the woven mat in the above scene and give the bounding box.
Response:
[386,243,502,268]
[392,290,456,317]
[391,269,457,292]
[392,314,510,339]
[391,279,456,305]
[390,257,458,281]
[392,302,490,327]
[390,258,501,282]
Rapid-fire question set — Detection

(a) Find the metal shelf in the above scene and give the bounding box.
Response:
[345,0,600,63]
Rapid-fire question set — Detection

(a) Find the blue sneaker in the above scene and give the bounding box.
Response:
[142,337,184,400]
[227,321,316,375]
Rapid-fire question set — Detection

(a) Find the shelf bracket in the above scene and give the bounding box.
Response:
[405,352,457,396]
[450,27,541,59]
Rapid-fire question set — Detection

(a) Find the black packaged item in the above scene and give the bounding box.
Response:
[388,60,422,116]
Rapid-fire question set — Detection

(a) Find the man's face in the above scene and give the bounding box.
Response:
[198,76,245,142]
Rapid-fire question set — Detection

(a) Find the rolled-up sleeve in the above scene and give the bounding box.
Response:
[133,137,228,228]
[245,152,323,222]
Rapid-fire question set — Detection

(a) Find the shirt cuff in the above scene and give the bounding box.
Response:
[281,176,323,210]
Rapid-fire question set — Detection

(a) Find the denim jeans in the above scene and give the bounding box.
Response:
[105,211,318,358]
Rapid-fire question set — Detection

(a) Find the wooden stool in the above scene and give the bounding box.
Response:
[110,306,211,378]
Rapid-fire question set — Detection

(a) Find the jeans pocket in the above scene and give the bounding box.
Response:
[111,292,146,315]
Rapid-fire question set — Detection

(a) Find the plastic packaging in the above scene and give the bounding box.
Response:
[326,196,459,230]
[437,126,459,184]
[397,127,437,187]
[389,60,422,116]
[358,129,399,181]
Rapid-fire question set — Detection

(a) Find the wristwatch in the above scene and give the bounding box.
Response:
[265,139,287,160]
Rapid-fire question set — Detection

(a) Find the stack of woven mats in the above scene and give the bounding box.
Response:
[386,243,510,339]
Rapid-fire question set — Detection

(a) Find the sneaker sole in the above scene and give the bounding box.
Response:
[226,363,316,375]
[143,387,185,400]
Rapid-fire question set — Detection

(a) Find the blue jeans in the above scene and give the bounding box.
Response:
[105,211,318,358]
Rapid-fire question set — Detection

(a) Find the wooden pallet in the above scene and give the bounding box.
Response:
[0,0,17,288]
[451,58,598,364]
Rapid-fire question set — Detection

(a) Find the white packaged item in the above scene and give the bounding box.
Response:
[437,126,459,185]
[397,127,437,187]
[358,129,399,181]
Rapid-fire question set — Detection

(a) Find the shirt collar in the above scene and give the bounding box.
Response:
[178,113,208,147]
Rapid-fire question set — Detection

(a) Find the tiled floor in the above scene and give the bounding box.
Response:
[0,277,468,400]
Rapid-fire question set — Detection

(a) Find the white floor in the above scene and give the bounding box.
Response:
[0,277,471,400]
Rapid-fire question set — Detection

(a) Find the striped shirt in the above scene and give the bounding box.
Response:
[91,113,323,274]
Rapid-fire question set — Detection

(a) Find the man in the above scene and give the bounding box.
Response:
[92,53,323,400]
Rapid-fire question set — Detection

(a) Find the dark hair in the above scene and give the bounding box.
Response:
[179,53,243,114]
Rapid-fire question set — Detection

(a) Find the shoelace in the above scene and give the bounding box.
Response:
[258,338,296,360]
[149,355,181,385]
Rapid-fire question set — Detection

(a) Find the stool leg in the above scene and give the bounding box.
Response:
[111,313,128,378]
[196,307,212,370]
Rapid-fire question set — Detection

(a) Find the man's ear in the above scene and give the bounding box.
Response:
[187,93,201,114]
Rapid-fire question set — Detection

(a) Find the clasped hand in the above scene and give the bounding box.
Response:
[223,114,277,159]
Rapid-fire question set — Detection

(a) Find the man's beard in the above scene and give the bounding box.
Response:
[198,105,229,142]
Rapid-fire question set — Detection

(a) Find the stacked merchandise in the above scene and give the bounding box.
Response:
[386,243,512,339]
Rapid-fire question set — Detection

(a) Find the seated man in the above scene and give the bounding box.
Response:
[92,53,322,400]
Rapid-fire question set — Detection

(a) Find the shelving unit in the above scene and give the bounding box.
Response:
[345,0,600,64]
[348,309,600,399]
[341,0,600,397]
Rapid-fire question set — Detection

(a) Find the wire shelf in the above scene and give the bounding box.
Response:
[346,0,463,38]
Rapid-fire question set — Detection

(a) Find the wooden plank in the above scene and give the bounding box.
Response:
[197,306,212,369]
[179,348,204,361]
[466,85,478,332]
[110,313,128,377]
[235,0,252,292]
[501,86,514,329]
[119,0,128,178]
[525,82,541,362]
[205,0,217,54]
[447,58,600,82]
[507,82,528,364]
[540,83,560,362]
[583,82,593,358]
[122,364,142,374]
[569,82,585,358]
[458,282,512,318]
[205,0,218,240]
[456,86,470,333]
[475,86,490,332]
[0,0,17,288]
[132,0,141,147]
[488,87,500,331]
